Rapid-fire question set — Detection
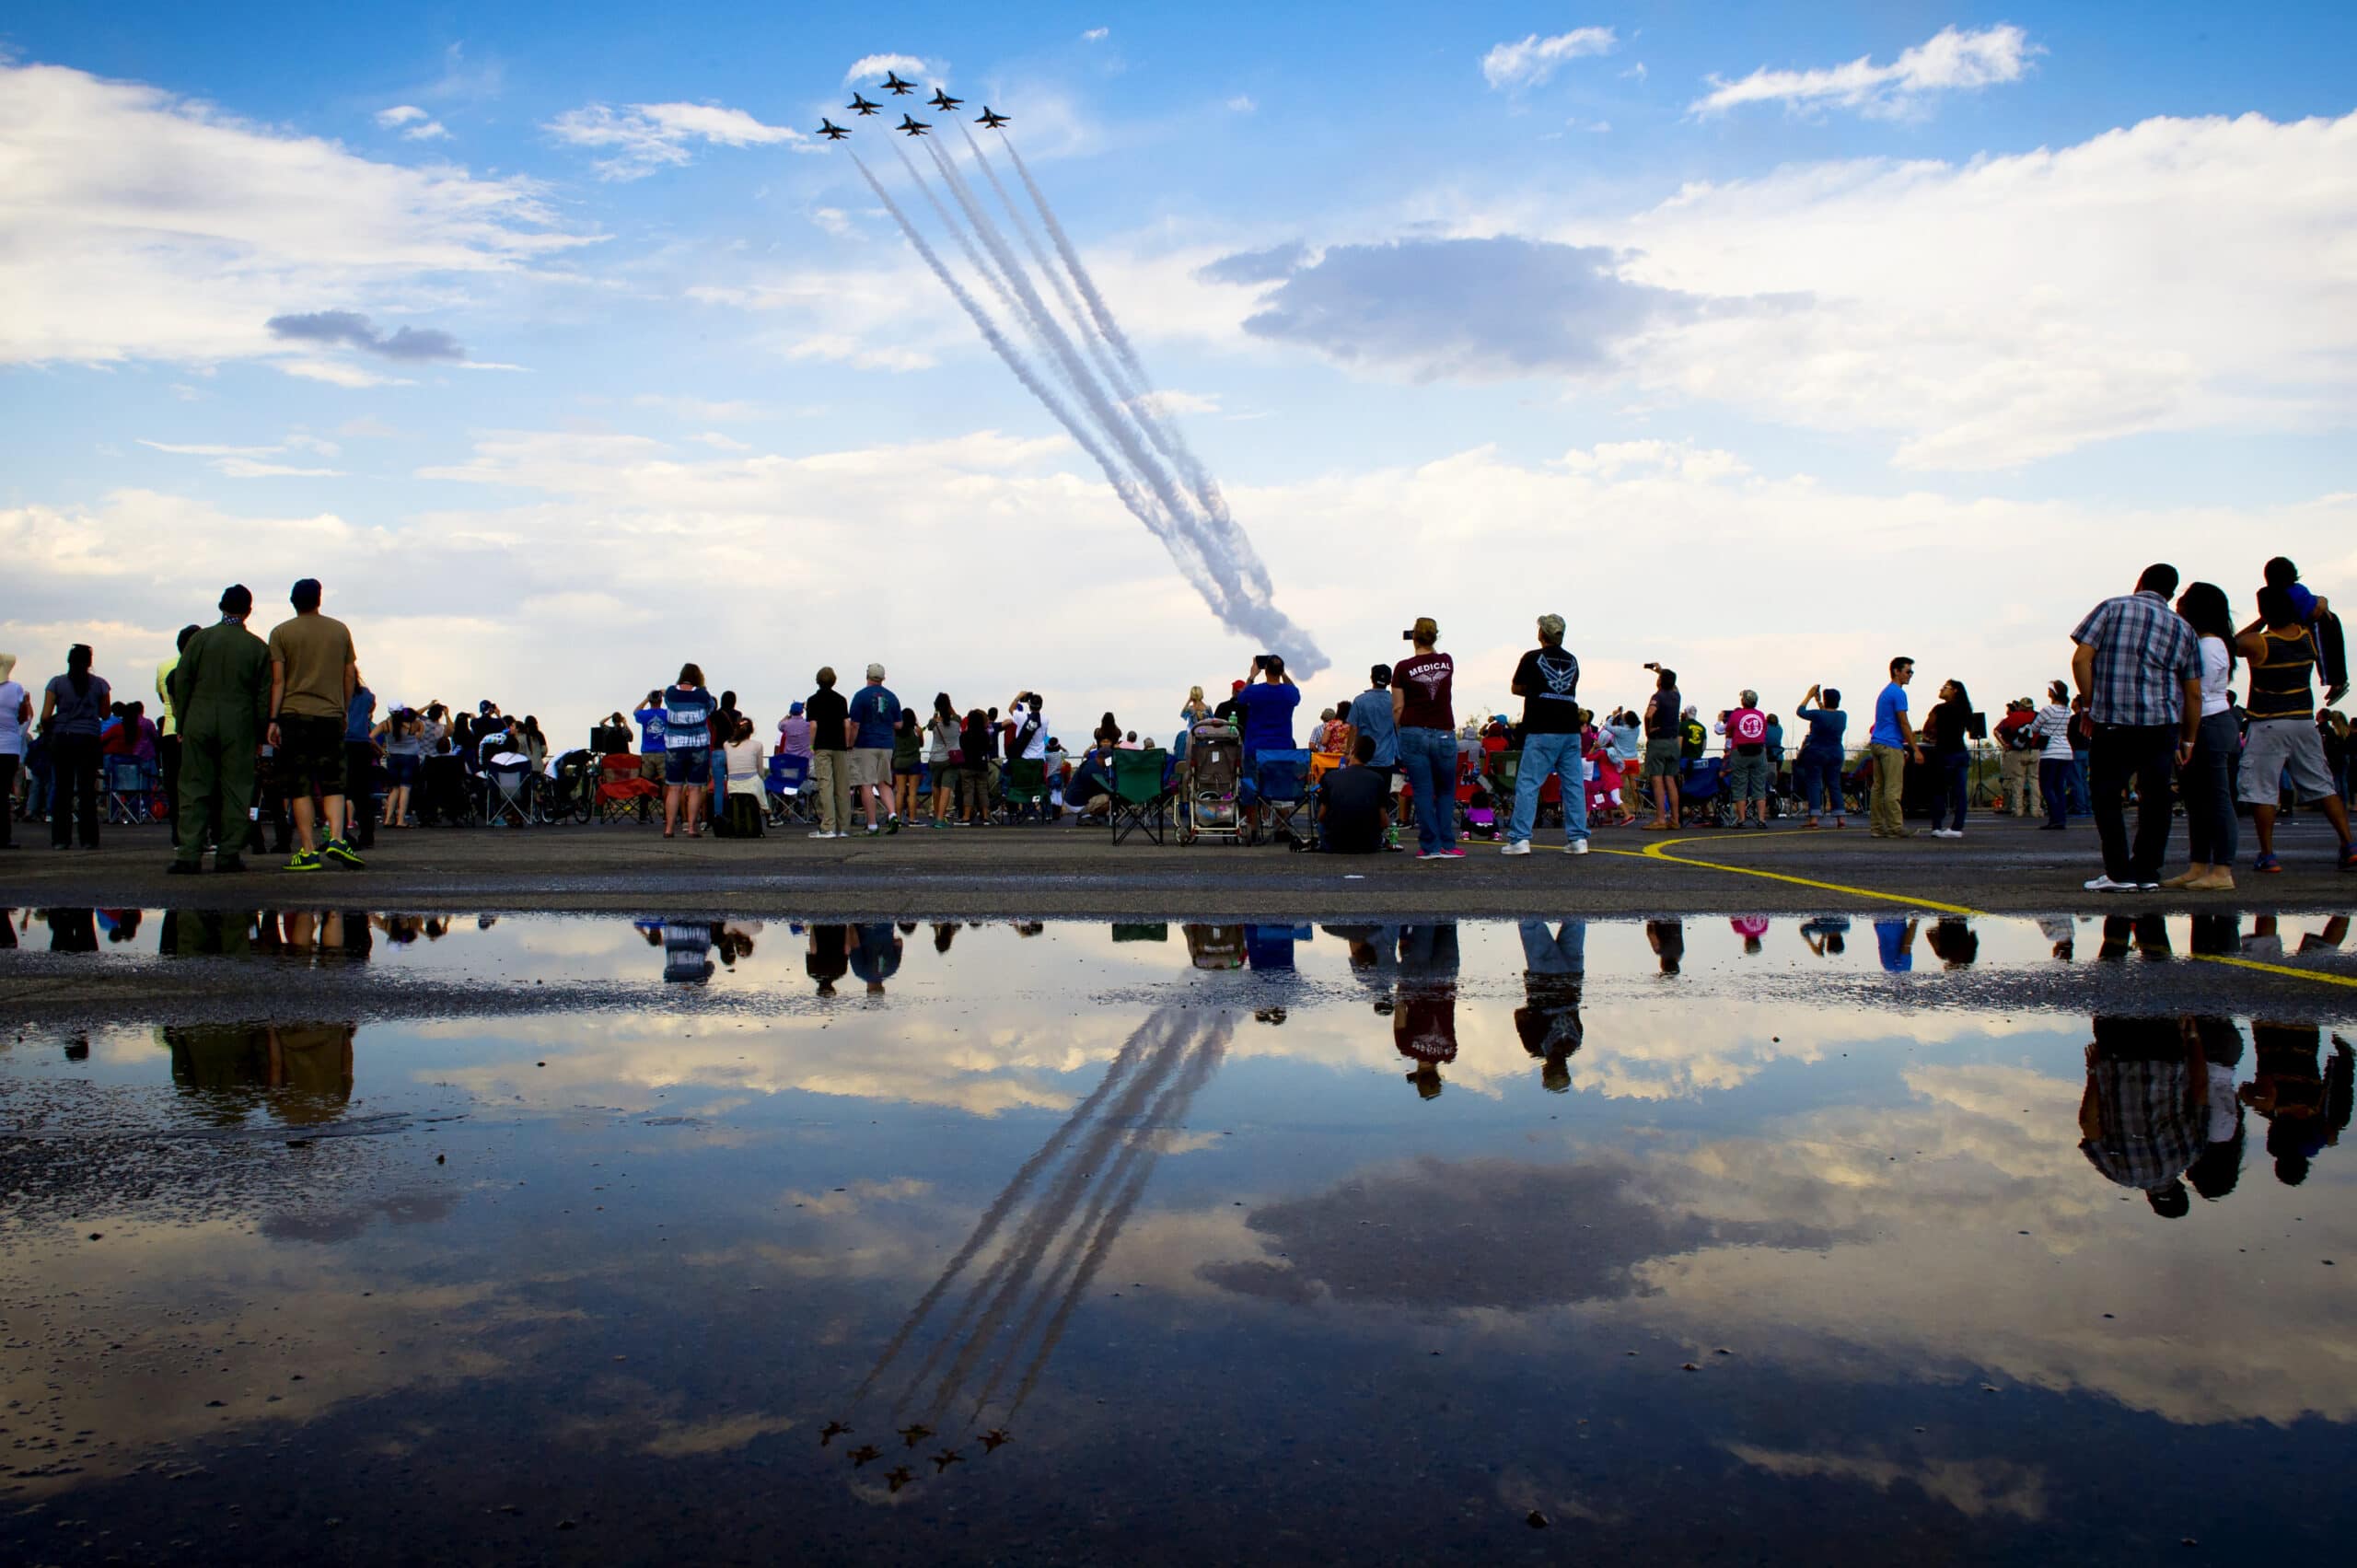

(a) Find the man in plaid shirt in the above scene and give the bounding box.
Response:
[2078,1016,2207,1216]
[2071,564,2202,891]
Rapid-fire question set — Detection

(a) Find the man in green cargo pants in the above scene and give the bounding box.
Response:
[166,584,273,874]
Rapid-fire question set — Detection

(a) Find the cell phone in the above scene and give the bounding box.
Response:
[1400,631,1415,642]
[1643,661,1660,671]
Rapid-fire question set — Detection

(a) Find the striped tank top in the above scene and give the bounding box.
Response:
[2247,627,2315,722]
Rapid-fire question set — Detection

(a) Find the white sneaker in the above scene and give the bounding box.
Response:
[1500,840,1531,856]
[1933,829,1961,840]
[808,830,834,840]
[1564,839,1590,855]
[2083,875,2137,892]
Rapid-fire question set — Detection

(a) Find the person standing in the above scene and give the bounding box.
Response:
[2235,586,2355,875]
[156,626,197,851]
[1234,654,1301,838]
[166,585,272,874]
[1501,614,1588,856]
[632,690,668,785]
[2030,679,2076,831]
[2070,563,2202,892]
[2164,582,2242,890]
[1793,685,1847,829]
[846,663,901,835]
[1715,690,1771,829]
[804,668,852,839]
[41,645,112,850]
[0,653,27,849]
[1922,679,1974,840]
[660,664,715,839]
[1641,667,1683,830]
[1994,699,2042,819]
[1867,656,1924,840]
[343,668,378,851]
[264,578,361,872]
[924,693,960,827]
[1393,618,1460,860]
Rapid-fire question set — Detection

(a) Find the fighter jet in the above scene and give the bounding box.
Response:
[847,93,880,116]
[976,107,1011,130]
[816,119,851,141]
[882,71,917,95]
[896,114,931,137]
[927,89,963,112]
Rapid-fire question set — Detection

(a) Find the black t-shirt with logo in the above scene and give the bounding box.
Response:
[1513,647,1581,735]
[1319,765,1387,853]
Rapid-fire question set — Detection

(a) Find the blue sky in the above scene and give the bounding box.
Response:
[4,4,2353,738]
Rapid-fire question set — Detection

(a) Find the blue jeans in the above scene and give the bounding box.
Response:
[2183,709,2239,866]
[1932,752,1968,830]
[1795,748,1844,818]
[2038,758,2072,828]
[2067,750,2092,814]
[1508,731,1588,845]
[1398,726,1457,854]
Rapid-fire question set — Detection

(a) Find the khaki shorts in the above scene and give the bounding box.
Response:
[849,748,893,790]
[2238,717,2334,804]
[1642,738,1683,781]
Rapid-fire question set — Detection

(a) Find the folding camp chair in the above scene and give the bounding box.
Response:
[104,757,155,824]
[595,752,660,823]
[1108,748,1172,845]
[1003,757,1051,824]
[765,752,812,826]
[1680,758,1732,827]
[1252,749,1313,846]
[482,758,534,828]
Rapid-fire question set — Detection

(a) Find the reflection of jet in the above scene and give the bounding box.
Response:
[817,119,851,141]
[927,89,963,112]
[896,114,931,137]
[882,71,917,95]
[977,107,1011,130]
[847,94,880,117]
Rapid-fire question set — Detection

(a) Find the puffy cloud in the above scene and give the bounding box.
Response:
[1691,23,2039,120]
[1192,240,1306,287]
[544,100,813,180]
[374,104,448,140]
[1082,28,1109,43]
[266,308,466,362]
[1229,237,1721,380]
[0,60,591,369]
[1481,26,1618,91]
[842,53,936,87]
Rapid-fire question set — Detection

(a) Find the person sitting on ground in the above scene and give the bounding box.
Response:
[1065,741,1117,820]
[1317,734,1393,854]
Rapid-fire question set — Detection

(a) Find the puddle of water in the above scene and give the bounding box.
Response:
[3,912,2354,1562]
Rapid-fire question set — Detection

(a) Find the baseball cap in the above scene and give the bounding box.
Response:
[865,662,886,680]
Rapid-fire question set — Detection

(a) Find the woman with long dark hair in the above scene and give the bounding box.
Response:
[2165,580,2240,890]
[1922,678,1974,840]
[924,693,959,828]
[38,645,110,849]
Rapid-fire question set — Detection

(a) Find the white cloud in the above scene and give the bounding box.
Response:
[1225,94,1257,113]
[276,358,412,389]
[375,103,448,140]
[210,458,344,479]
[336,415,401,438]
[691,431,751,450]
[545,100,813,180]
[1082,28,1109,43]
[842,53,936,87]
[1691,24,2038,120]
[1481,26,1617,91]
[139,431,343,477]
[633,394,772,423]
[808,206,856,238]
[0,60,592,369]
[1132,389,1220,417]
[1620,62,1647,82]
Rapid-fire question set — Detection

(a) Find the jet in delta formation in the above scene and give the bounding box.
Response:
[927,89,963,111]
[897,114,931,136]
[816,119,851,141]
[882,71,917,95]
[847,93,880,116]
[976,107,1011,130]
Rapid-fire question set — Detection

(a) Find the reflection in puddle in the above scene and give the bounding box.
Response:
[3,911,2355,1562]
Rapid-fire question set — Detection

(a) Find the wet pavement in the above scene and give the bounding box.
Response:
[4,911,2355,1564]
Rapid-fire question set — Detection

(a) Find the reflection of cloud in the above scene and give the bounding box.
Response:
[784,1178,930,1215]
[643,1411,796,1457]
[1727,1445,2046,1521]
[1203,1156,1830,1311]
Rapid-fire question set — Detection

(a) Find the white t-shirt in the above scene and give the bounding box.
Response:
[2198,636,2233,718]
[1008,703,1048,761]
[0,679,24,757]
[724,738,766,791]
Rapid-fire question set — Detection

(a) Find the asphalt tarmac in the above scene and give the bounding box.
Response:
[5,814,2353,920]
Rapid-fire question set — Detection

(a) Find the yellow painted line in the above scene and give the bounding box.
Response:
[1596,834,2357,993]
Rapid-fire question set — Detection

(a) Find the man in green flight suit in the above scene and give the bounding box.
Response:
[166,584,273,874]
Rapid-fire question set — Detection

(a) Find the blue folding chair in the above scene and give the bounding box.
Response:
[1253,749,1314,846]
[766,752,812,826]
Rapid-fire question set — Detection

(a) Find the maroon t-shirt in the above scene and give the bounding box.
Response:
[1394,652,1455,731]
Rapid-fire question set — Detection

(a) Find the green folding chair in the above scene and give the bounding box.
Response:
[1109,748,1171,844]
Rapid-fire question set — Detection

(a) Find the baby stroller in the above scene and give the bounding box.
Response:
[1178,718,1244,845]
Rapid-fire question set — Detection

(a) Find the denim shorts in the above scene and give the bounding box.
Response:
[667,747,711,786]
[385,753,420,787]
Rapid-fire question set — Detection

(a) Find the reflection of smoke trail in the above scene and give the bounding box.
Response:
[847,1005,1227,1436]
[986,1020,1231,1423]
[914,137,1236,619]
[852,1016,1160,1403]
[890,1012,1194,1415]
